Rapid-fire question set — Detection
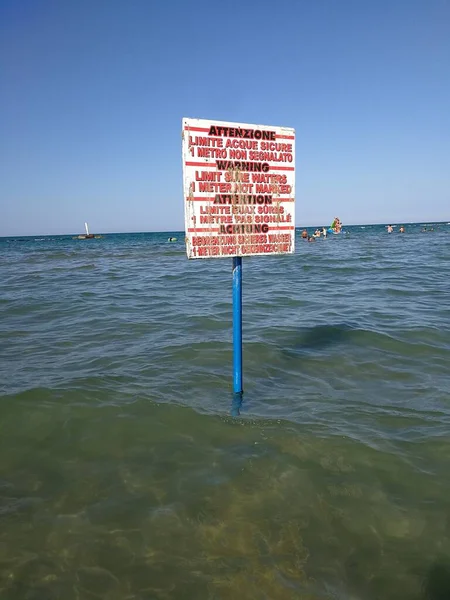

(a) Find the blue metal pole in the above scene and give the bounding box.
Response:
[232,256,243,397]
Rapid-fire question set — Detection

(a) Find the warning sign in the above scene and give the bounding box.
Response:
[182,118,295,259]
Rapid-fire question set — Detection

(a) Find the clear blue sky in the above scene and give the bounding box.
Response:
[1,0,449,236]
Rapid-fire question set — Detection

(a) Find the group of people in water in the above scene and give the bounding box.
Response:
[301,227,328,242]
[301,228,324,242]
[299,220,425,241]
[301,216,343,242]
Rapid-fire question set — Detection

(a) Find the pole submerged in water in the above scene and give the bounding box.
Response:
[232,257,243,400]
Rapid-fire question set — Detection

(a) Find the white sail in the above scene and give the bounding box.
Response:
[84,222,89,236]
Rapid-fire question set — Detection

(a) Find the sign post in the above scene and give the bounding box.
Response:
[232,256,243,397]
[182,118,295,409]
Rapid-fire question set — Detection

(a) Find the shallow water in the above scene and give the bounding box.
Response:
[1,224,450,599]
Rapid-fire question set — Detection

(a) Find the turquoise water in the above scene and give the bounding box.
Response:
[1,223,450,599]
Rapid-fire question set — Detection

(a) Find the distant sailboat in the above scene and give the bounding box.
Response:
[73,222,102,240]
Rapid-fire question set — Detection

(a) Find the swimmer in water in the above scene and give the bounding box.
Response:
[399,226,405,233]
[387,225,393,233]
[331,217,342,233]
[322,227,327,237]
[308,236,316,242]
[301,229,308,239]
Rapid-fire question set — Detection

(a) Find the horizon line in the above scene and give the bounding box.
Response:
[1,220,449,239]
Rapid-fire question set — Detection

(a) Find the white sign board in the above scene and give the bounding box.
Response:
[182,118,295,259]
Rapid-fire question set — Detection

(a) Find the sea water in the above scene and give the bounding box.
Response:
[1,223,449,599]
